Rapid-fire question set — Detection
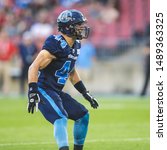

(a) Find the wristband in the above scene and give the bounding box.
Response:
[29,82,38,93]
[74,81,87,94]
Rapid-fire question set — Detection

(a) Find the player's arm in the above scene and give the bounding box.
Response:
[69,68,99,109]
[28,50,55,83]
[28,50,56,114]
[69,67,81,85]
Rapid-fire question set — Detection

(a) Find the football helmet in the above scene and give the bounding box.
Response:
[57,9,90,40]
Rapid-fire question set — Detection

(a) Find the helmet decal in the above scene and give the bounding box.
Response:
[57,10,73,23]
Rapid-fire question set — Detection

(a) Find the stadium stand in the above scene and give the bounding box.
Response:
[0,0,149,56]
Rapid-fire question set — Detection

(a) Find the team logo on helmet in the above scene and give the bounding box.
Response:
[57,10,73,23]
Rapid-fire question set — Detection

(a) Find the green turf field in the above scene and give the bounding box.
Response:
[0,96,149,150]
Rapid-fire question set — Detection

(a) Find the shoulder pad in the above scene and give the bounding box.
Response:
[53,35,68,49]
[42,35,69,57]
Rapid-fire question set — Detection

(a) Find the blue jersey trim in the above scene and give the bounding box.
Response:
[38,87,66,118]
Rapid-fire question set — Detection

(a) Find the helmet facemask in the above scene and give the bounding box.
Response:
[72,23,90,40]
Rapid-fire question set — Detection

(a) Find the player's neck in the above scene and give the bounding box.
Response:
[62,34,76,48]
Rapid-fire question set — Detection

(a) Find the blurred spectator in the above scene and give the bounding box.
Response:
[0,0,14,8]
[88,1,103,20]
[99,1,119,24]
[76,39,96,81]
[140,40,150,96]
[30,9,53,38]
[140,23,150,96]
[30,9,53,49]
[15,0,32,8]
[18,31,38,95]
[16,9,34,35]
[0,8,6,30]
[144,22,150,40]
[58,0,81,8]
[3,12,18,37]
[0,29,17,94]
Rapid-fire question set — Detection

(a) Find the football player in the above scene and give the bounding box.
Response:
[27,9,99,150]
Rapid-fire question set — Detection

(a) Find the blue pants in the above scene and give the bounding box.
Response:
[38,87,88,124]
[38,87,89,148]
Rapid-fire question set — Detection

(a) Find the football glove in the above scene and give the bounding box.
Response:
[82,91,99,109]
[27,83,40,114]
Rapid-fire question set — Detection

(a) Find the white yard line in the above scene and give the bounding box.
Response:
[0,137,149,147]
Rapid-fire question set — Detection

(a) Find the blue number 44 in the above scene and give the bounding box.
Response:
[55,61,71,84]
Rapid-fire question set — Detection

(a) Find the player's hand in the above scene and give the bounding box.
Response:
[28,92,40,114]
[27,83,40,114]
[82,91,99,109]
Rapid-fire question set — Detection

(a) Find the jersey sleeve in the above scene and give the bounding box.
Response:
[42,35,61,56]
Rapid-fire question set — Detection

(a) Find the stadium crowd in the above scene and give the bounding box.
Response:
[0,0,149,95]
[0,0,120,49]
